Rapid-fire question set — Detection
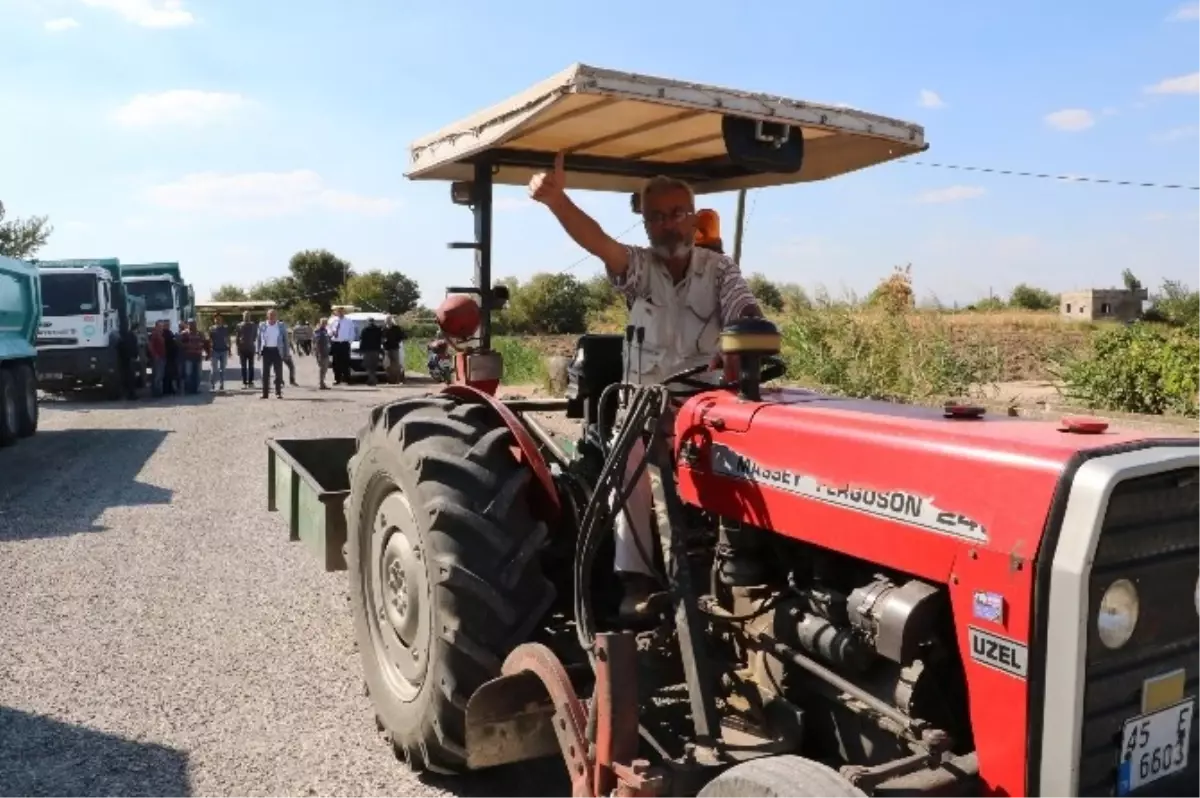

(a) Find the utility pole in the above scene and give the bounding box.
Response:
[732,189,748,264]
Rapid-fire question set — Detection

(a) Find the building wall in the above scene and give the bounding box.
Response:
[1059,288,1147,321]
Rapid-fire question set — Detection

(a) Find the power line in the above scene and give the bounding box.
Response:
[563,220,643,271]
[898,159,1199,191]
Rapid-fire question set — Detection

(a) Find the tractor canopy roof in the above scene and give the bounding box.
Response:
[406,63,927,195]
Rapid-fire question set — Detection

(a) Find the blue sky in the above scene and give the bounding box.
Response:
[2,0,1197,307]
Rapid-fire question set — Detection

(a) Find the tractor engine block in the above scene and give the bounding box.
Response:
[709,526,973,767]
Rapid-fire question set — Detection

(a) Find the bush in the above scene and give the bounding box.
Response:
[1144,280,1199,329]
[780,300,1002,402]
[1009,283,1058,311]
[1061,322,1199,416]
[746,273,785,313]
[495,273,590,334]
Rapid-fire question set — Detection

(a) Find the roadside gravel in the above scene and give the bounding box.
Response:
[0,359,564,797]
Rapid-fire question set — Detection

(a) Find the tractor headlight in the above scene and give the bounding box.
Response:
[1097,578,1140,649]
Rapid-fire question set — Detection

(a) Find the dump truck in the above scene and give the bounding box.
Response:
[121,261,195,331]
[34,258,148,398]
[0,255,41,445]
[265,64,1199,796]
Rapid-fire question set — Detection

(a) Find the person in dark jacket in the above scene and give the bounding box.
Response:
[383,316,406,384]
[358,318,384,386]
[236,311,258,388]
[207,313,231,391]
[163,323,179,395]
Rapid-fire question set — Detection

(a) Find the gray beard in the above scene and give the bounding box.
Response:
[652,242,693,260]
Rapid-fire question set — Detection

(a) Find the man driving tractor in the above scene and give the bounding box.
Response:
[529,152,762,620]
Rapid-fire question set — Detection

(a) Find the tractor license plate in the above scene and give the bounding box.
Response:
[1117,698,1195,795]
[40,372,64,380]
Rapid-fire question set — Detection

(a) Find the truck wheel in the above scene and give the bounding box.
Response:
[345,394,554,775]
[14,363,38,437]
[698,756,867,797]
[0,370,19,447]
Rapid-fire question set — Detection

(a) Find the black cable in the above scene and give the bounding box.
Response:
[898,159,1200,191]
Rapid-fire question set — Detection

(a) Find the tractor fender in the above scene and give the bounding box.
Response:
[441,384,562,525]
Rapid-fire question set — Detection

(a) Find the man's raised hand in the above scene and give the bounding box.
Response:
[529,151,566,204]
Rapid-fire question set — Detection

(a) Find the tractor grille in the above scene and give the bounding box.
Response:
[1077,466,1199,796]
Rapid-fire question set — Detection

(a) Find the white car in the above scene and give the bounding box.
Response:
[344,312,402,379]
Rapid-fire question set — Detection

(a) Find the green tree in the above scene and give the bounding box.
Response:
[1121,268,1143,292]
[582,273,621,313]
[1146,279,1200,329]
[0,201,53,259]
[504,273,589,334]
[337,270,422,314]
[778,282,812,312]
[746,273,785,313]
[1008,283,1058,311]
[288,249,353,312]
[249,276,301,308]
[211,284,248,302]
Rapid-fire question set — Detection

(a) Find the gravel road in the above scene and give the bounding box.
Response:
[0,358,568,797]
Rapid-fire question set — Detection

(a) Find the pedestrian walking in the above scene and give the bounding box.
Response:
[181,319,205,394]
[236,311,258,388]
[207,313,231,391]
[314,317,332,390]
[256,309,290,399]
[358,317,383,387]
[383,316,406,384]
[163,322,180,395]
[149,321,167,397]
[328,307,354,385]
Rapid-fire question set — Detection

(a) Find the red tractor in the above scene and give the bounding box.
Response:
[270,65,1199,796]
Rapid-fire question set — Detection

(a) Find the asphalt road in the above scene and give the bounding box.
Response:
[0,357,567,797]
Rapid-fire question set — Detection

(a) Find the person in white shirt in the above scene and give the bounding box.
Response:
[256,309,291,399]
[529,153,761,621]
[328,307,355,385]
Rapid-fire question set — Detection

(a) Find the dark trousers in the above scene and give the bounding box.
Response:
[261,347,283,396]
[239,349,255,384]
[331,341,351,383]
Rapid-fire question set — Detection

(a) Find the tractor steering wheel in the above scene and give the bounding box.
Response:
[662,355,787,394]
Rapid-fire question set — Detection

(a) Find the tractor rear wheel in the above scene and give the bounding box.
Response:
[698,755,866,797]
[345,394,554,774]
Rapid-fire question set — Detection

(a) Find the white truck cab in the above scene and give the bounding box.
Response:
[35,260,137,396]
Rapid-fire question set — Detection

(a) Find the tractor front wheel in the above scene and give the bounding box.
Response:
[346,394,554,774]
[697,756,867,797]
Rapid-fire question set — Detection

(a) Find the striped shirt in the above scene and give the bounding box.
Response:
[610,245,757,326]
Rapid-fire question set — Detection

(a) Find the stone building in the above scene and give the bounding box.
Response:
[1059,287,1148,322]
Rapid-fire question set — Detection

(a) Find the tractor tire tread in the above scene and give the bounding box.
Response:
[347,393,554,775]
[697,755,867,797]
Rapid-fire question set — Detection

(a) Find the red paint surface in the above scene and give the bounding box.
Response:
[673,388,1154,796]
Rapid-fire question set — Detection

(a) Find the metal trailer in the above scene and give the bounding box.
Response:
[0,255,41,445]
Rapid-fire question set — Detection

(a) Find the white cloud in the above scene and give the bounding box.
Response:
[145,170,401,218]
[112,90,252,128]
[44,17,80,31]
[918,89,946,109]
[1168,2,1199,21]
[1151,125,1199,142]
[1101,106,1119,116]
[1144,72,1200,95]
[914,185,986,204]
[1044,108,1096,131]
[81,0,194,28]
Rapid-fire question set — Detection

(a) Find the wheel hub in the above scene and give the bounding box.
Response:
[367,488,430,699]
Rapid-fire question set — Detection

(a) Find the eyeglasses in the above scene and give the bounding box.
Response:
[644,208,695,226]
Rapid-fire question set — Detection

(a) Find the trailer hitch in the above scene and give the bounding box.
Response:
[464,633,664,797]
